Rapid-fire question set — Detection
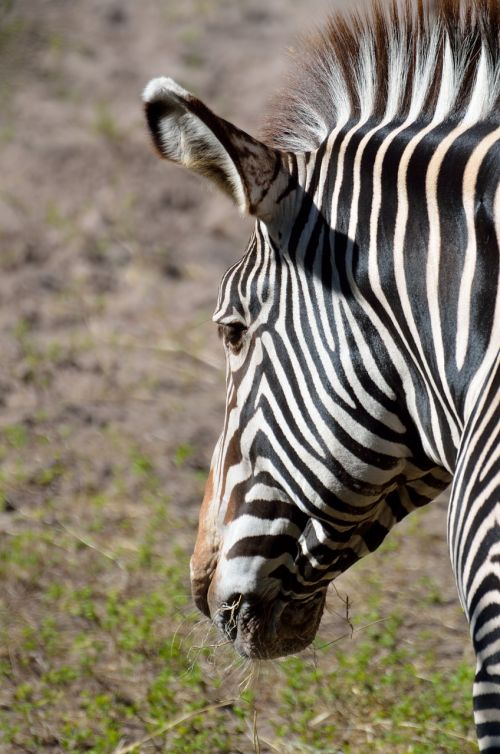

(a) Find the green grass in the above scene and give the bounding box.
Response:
[274,615,475,753]
[0,533,477,752]
[0,419,476,753]
[173,441,194,467]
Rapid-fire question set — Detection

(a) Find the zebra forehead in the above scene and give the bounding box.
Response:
[263,0,499,152]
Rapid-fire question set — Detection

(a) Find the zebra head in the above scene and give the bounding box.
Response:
[143,77,448,659]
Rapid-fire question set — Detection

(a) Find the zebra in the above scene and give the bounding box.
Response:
[143,0,499,748]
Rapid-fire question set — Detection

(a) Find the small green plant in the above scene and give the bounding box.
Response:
[174,442,194,467]
[4,423,28,449]
[94,102,121,141]
[131,450,154,476]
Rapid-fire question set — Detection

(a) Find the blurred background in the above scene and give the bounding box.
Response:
[0,1,477,752]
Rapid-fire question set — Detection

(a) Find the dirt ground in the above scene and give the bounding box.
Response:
[0,1,476,752]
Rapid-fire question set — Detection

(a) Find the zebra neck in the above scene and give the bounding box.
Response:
[275,118,499,470]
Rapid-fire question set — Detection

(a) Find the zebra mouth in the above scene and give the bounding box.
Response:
[215,591,326,659]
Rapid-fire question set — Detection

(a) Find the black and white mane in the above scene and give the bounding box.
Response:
[265,0,499,151]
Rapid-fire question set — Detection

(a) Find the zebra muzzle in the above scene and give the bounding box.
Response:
[211,589,327,659]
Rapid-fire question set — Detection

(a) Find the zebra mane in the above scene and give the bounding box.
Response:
[264,0,500,152]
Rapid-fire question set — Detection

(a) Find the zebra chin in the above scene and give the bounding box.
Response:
[210,590,327,660]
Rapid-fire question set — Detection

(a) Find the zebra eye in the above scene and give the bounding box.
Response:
[217,322,247,353]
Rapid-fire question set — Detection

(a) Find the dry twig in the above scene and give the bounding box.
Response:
[112,700,236,754]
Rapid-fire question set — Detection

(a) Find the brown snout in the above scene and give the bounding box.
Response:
[190,469,219,617]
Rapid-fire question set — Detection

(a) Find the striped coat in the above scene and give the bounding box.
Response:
[144,0,500,748]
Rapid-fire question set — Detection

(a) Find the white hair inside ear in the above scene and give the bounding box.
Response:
[143,77,247,211]
[143,77,295,222]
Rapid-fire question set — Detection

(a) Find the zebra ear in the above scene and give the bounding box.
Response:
[143,77,291,222]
